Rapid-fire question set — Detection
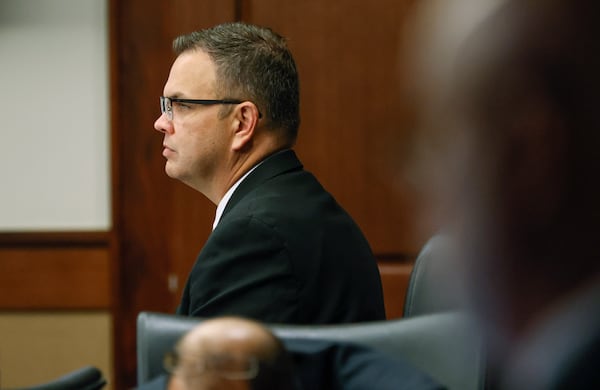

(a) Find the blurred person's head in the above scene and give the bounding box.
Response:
[166,317,296,390]
[406,0,600,377]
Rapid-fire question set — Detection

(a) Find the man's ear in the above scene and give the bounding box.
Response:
[231,102,261,151]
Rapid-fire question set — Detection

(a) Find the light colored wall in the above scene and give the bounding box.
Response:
[0,1,113,387]
[0,0,110,231]
[0,312,113,389]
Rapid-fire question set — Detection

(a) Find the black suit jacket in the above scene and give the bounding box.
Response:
[176,150,385,323]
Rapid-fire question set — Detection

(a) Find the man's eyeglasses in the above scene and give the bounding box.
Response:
[160,96,244,121]
[163,349,259,380]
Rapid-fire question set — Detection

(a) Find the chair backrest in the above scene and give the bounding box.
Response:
[18,366,106,390]
[137,311,484,390]
[404,235,465,317]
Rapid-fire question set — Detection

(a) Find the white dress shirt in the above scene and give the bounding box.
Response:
[212,164,261,230]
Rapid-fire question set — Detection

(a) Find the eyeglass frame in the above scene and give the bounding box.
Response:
[160,96,261,121]
[163,349,260,381]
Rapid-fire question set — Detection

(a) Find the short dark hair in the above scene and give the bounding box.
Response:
[173,22,300,145]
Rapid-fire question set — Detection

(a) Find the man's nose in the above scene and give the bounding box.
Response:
[154,113,173,134]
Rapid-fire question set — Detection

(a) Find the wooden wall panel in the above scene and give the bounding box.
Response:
[378,261,413,319]
[0,232,111,310]
[246,0,430,256]
[0,247,110,309]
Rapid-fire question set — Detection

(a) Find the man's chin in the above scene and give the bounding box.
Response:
[165,164,179,179]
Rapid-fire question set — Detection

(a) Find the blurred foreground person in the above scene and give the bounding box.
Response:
[141,316,443,390]
[408,0,600,388]
[165,317,296,390]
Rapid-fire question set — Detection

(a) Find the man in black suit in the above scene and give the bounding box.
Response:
[153,22,385,323]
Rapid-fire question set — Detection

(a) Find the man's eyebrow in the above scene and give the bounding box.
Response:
[165,92,184,99]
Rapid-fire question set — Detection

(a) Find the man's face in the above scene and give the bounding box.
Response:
[167,350,251,390]
[154,50,232,193]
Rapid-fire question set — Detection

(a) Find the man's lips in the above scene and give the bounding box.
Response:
[162,145,174,157]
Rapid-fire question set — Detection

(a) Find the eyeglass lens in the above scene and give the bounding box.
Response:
[160,96,173,120]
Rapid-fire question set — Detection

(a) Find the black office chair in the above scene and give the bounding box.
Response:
[403,235,466,317]
[11,366,106,390]
[137,311,484,390]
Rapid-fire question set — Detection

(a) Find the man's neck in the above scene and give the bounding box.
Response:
[212,142,287,204]
[212,162,263,230]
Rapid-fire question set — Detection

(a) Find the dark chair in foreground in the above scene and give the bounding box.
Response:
[137,311,484,390]
[12,366,106,390]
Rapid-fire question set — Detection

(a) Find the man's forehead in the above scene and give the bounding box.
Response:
[164,50,216,97]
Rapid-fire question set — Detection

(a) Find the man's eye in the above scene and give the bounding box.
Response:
[173,102,191,110]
